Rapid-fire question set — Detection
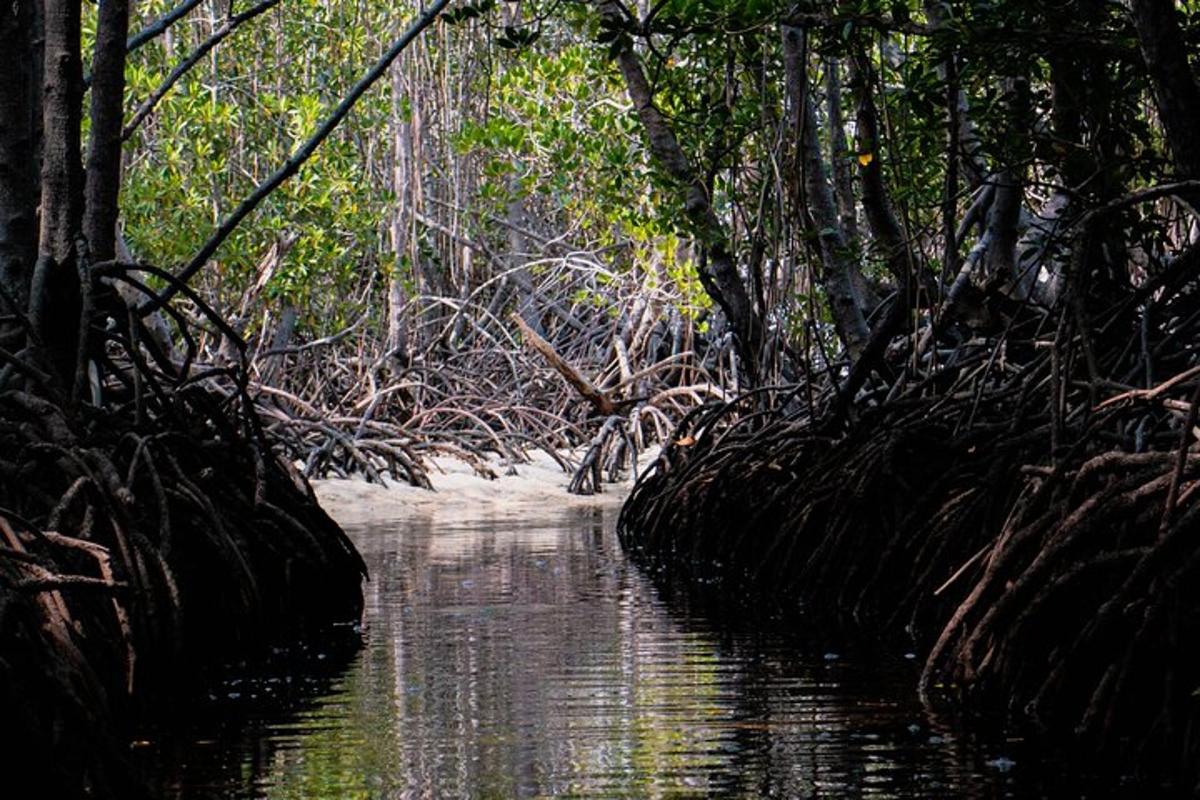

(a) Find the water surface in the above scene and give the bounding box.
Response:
[142,507,1053,798]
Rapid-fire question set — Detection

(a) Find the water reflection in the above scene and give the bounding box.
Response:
[144,507,1034,798]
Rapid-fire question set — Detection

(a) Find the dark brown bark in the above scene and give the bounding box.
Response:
[38,0,83,266]
[782,25,870,359]
[595,0,763,380]
[83,0,131,263]
[849,50,932,306]
[1129,0,1200,188]
[0,1,39,313]
[34,0,84,387]
[825,59,878,311]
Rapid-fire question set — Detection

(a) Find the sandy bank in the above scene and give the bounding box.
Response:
[313,449,654,527]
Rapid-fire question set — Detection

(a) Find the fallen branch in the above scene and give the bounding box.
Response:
[513,312,615,416]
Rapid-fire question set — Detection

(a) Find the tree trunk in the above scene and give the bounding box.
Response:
[782,25,870,360]
[507,191,542,336]
[595,0,762,380]
[1129,0,1200,198]
[83,0,131,264]
[0,1,39,315]
[979,165,1023,284]
[258,302,296,385]
[34,0,84,386]
[944,79,1029,321]
[1020,50,1091,305]
[825,58,878,311]
[38,0,83,266]
[849,50,933,308]
[923,0,988,188]
[386,54,411,363]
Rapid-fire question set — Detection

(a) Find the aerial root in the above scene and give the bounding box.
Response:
[619,368,1200,784]
[1,343,365,795]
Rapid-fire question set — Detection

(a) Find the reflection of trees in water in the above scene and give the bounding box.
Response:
[146,509,1021,798]
[132,629,364,798]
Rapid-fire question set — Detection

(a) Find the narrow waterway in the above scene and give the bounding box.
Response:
[141,504,1058,798]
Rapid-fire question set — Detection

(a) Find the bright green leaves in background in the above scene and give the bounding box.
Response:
[116,0,715,334]
[119,0,393,330]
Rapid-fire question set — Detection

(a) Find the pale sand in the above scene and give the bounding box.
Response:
[313,449,658,527]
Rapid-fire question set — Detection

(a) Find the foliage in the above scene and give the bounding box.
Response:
[120,0,395,329]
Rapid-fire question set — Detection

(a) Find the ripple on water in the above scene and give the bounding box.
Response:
[137,510,1084,799]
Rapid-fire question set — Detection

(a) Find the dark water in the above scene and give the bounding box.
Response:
[139,507,1070,799]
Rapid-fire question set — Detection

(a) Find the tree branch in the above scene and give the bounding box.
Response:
[514,313,615,416]
[595,0,762,379]
[122,0,283,142]
[126,0,205,54]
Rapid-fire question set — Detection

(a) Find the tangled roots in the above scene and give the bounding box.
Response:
[0,381,364,794]
[619,381,1200,786]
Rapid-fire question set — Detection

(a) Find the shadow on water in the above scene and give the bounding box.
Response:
[131,623,364,798]
[135,505,1132,798]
